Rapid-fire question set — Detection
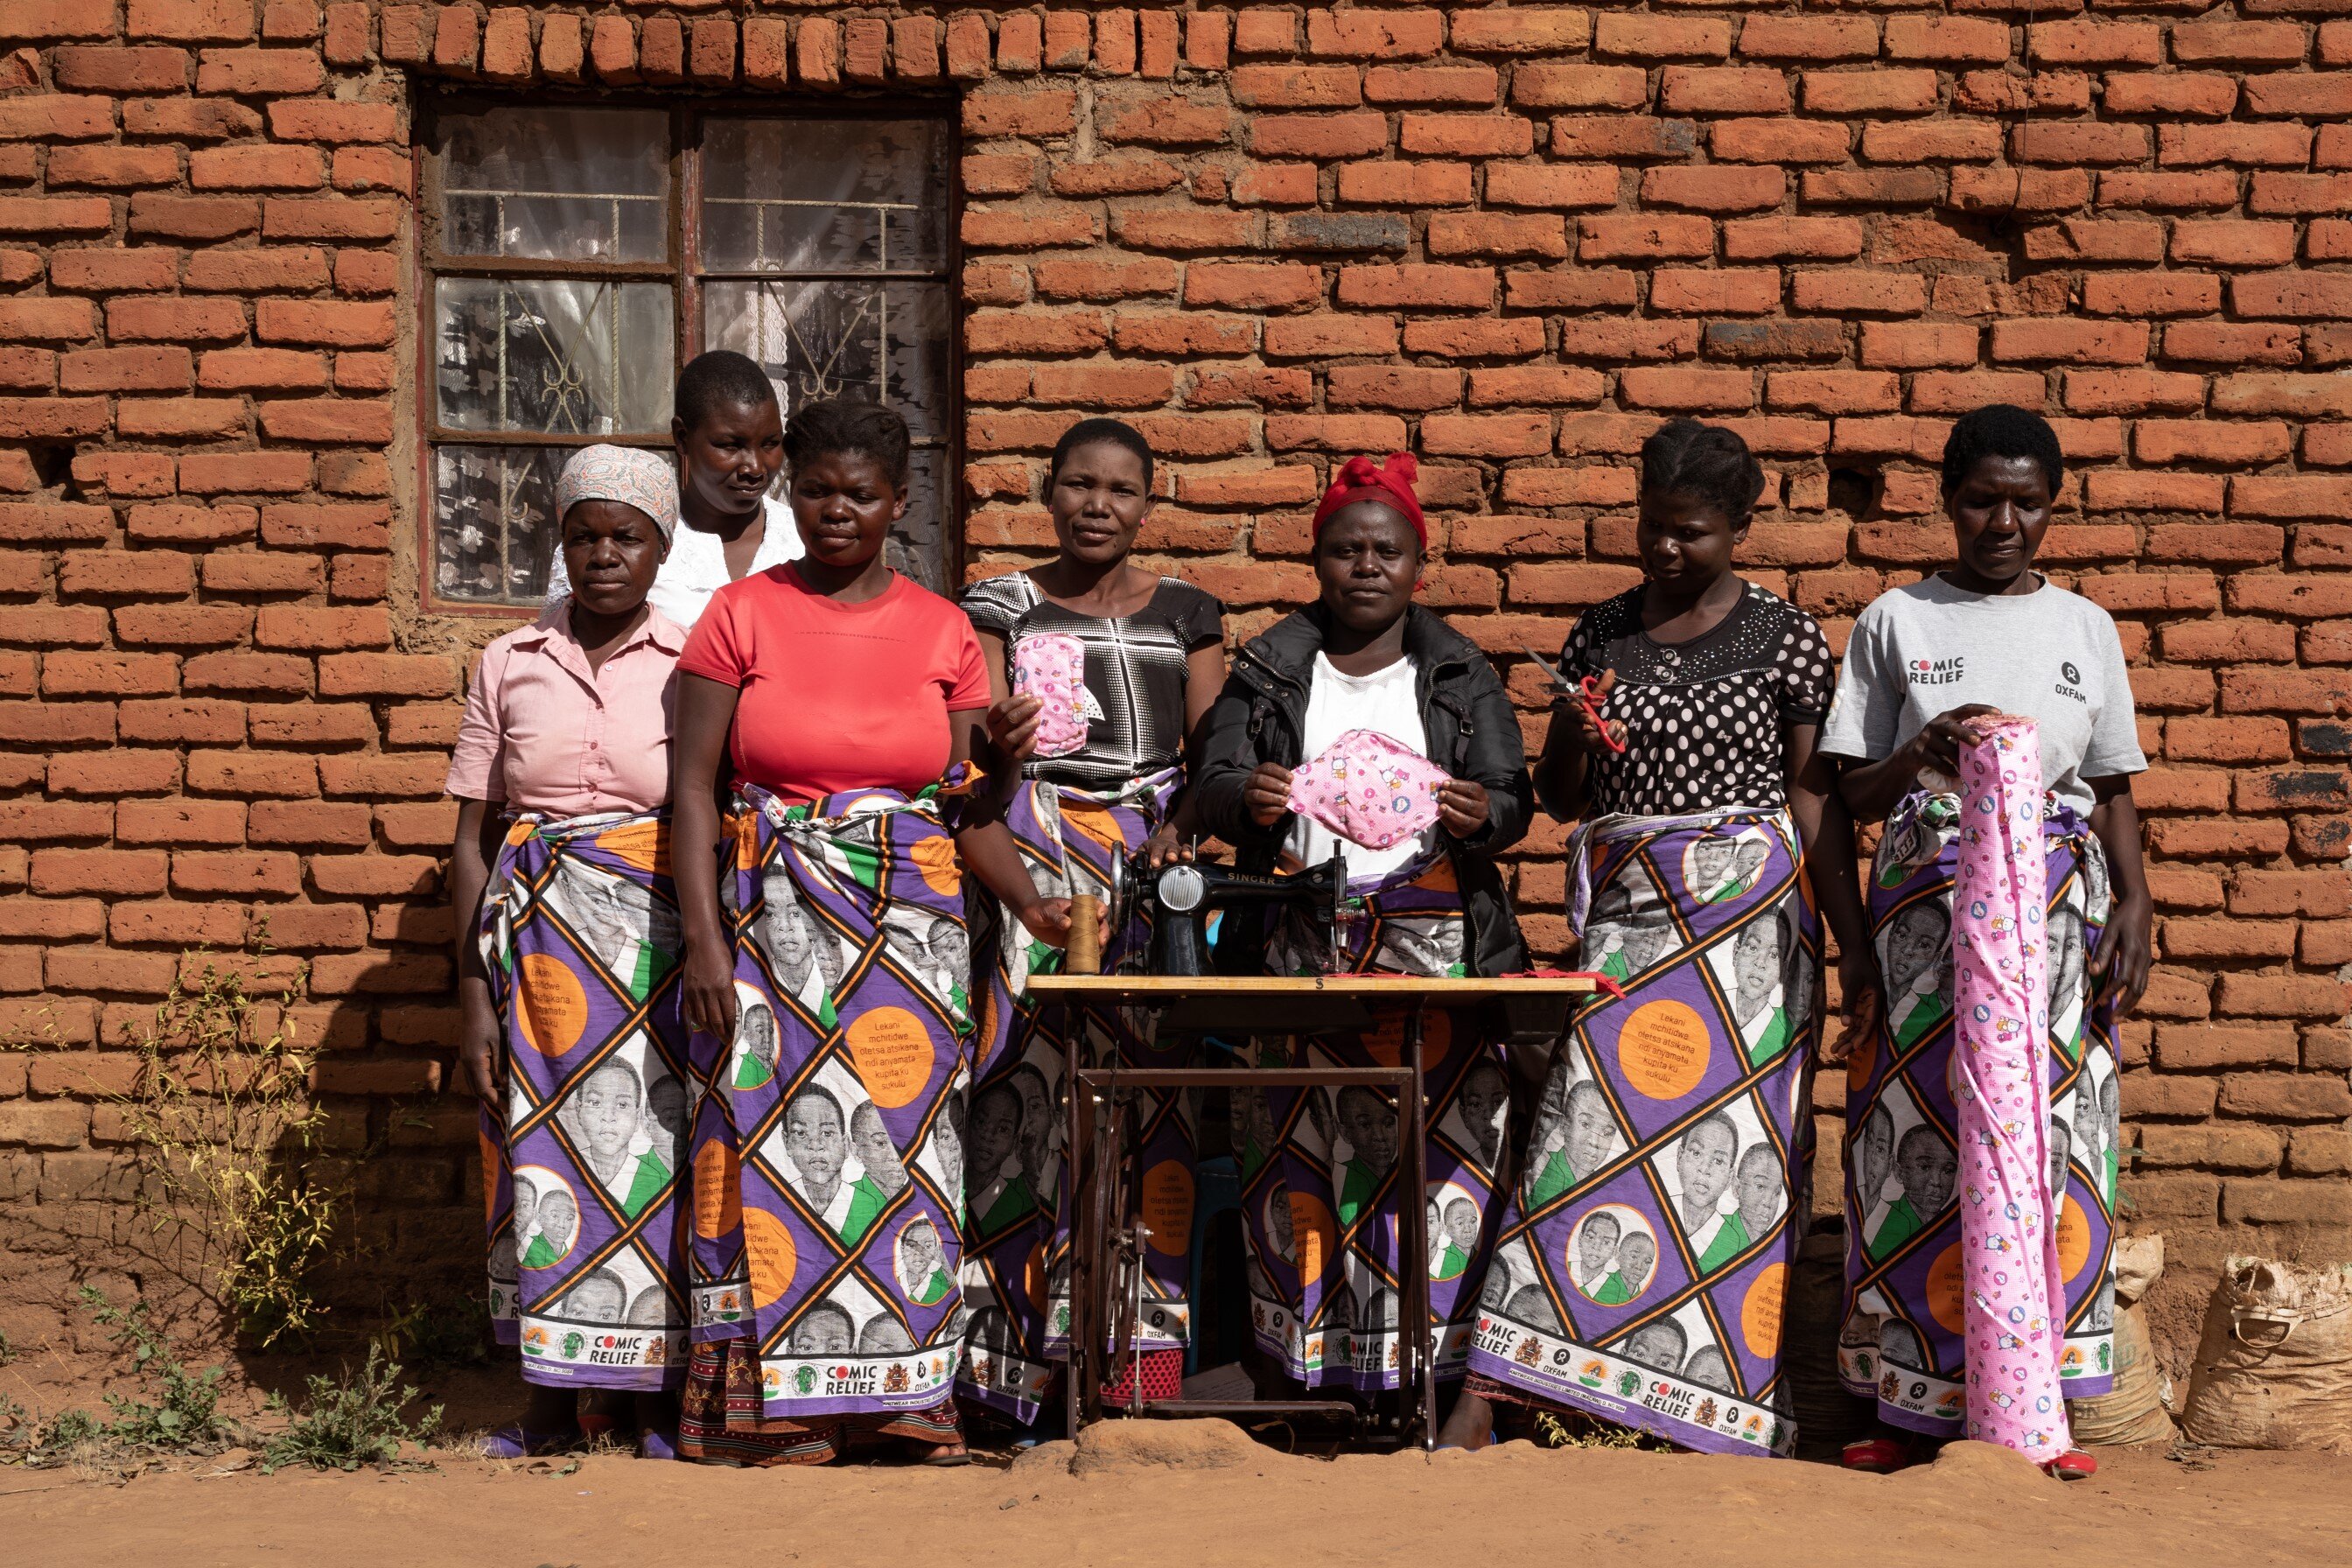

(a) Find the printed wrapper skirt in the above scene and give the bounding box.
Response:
[682,774,977,1445]
[957,769,1193,1422]
[1840,778,2119,1438]
[1239,851,1507,1393]
[480,808,692,1390]
[1465,807,1820,1458]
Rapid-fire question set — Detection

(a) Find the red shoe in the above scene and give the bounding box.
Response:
[2044,1448,2098,1481]
[1841,1434,1919,1473]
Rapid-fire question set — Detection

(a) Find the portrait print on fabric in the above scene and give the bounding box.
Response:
[479,812,695,1388]
[1467,811,1816,1456]
[1838,788,2122,1436]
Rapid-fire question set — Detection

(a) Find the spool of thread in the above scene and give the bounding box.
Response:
[1066,893,1102,975]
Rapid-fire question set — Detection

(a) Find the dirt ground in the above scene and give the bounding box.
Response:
[4,1418,2348,1568]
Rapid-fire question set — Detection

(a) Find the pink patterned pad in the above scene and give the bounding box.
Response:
[1287,728,1447,850]
[1953,714,2072,1459]
[1012,632,1092,760]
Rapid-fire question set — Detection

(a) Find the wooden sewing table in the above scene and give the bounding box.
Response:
[1027,974,1596,1451]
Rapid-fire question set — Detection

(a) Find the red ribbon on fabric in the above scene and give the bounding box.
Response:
[1506,967,1628,1001]
[1312,452,1426,545]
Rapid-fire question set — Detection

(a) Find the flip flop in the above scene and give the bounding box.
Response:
[918,1443,973,1467]
[482,1424,582,1460]
[637,1428,680,1461]
[1840,1435,1917,1474]
[2044,1448,2098,1481]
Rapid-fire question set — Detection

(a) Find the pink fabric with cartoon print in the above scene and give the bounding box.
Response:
[1953,714,2073,1459]
[1286,727,1446,851]
[1012,632,1090,760]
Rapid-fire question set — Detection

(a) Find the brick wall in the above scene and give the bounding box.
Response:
[0,1,2346,1354]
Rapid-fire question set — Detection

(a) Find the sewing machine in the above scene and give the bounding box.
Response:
[1125,851,1349,977]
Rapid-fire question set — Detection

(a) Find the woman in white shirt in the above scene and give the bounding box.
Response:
[1195,452,1532,1401]
[547,351,801,628]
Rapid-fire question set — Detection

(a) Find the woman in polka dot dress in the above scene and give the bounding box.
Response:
[1446,418,1879,1454]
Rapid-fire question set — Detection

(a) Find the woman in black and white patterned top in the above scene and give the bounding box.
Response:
[961,420,1225,825]
[952,418,1225,1427]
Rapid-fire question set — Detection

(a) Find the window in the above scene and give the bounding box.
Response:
[418,102,959,612]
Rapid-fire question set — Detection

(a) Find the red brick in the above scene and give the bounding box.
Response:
[2171,21,2308,66]
[1230,63,1362,108]
[1723,217,1861,261]
[1486,164,1618,210]
[1550,115,1699,162]
[2102,73,2239,119]
[1337,160,1472,206]
[1426,211,1565,258]
[1622,367,1755,413]
[1884,16,2011,64]
[1306,9,1444,60]
[1711,117,1848,165]
[1334,262,1493,309]
[1660,66,1789,115]
[195,46,325,94]
[1594,14,1731,60]
[128,0,255,42]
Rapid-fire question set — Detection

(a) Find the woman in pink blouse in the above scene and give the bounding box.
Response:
[448,444,696,1460]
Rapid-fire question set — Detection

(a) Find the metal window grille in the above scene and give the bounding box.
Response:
[416,100,960,613]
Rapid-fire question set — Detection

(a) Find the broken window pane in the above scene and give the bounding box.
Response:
[435,106,669,262]
[432,444,569,605]
[698,118,948,274]
[436,277,674,437]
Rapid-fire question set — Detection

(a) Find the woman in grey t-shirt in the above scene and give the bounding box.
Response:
[1819,405,2149,1480]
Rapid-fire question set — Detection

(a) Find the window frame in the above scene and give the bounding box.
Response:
[411,91,967,618]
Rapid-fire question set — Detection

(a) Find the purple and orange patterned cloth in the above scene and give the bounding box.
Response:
[479,808,691,1390]
[1840,725,2120,1444]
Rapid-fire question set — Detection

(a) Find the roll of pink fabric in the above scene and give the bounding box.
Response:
[1953,715,2072,1457]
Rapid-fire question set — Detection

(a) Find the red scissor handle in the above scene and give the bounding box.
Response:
[1578,675,1628,754]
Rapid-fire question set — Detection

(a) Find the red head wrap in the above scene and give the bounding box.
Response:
[1312,452,1425,546]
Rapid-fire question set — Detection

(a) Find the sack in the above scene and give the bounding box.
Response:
[2068,1303,2174,1446]
[2112,1233,2164,1307]
[2180,1256,2352,1452]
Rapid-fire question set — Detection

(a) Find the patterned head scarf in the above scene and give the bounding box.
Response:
[1312,452,1425,546]
[554,444,679,542]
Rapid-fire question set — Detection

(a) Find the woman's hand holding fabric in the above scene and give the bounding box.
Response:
[1244,762,1294,827]
[986,692,1044,762]
[1437,778,1491,838]
[1906,703,2003,779]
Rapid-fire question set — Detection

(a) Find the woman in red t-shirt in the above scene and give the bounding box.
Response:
[668,399,1063,1466]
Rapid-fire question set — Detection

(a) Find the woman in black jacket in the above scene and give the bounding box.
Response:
[1194,452,1532,1399]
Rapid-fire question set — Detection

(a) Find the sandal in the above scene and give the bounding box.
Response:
[637,1428,680,1461]
[482,1424,583,1460]
[1840,1434,1918,1474]
[917,1440,972,1467]
[2044,1448,2098,1481]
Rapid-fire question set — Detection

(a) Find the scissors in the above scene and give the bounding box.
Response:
[1522,644,1628,754]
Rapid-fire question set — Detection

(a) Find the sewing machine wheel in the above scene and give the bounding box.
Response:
[1156,863,1205,914]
